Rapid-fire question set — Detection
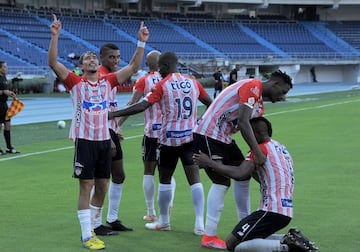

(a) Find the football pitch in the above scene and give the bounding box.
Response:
[0,89,359,251]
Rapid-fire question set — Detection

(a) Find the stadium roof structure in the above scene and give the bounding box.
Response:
[177,0,360,8]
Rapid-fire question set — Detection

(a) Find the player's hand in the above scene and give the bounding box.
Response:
[193,151,212,169]
[50,14,61,36]
[5,90,16,98]
[111,139,116,157]
[117,128,124,142]
[138,21,149,42]
[253,152,266,166]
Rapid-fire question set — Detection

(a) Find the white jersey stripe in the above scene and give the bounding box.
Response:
[194,79,264,144]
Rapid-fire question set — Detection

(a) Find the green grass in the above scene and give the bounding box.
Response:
[1,90,359,251]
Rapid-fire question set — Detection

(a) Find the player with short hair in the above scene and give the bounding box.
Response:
[48,14,149,250]
[193,70,293,249]
[89,42,133,236]
[193,117,318,252]
[109,51,212,235]
[118,50,176,222]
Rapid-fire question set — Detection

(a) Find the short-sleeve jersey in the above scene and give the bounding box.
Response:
[133,71,162,138]
[63,71,119,141]
[98,65,119,132]
[249,139,294,218]
[193,79,264,144]
[0,74,8,103]
[145,73,209,146]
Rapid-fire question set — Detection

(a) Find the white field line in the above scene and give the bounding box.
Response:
[266,99,359,116]
[1,99,359,162]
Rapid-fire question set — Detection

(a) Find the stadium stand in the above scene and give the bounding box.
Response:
[326,21,360,50]
[1,2,360,83]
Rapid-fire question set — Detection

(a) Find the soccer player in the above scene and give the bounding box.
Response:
[0,61,19,155]
[118,50,176,222]
[193,117,318,252]
[109,51,212,235]
[48,14,149,250]
[193,70,293,249]
[89,43,133,236]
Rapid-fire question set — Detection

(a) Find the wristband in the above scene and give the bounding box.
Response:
[137,40,146,48]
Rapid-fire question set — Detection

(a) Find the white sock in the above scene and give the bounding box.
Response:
[170,176,176,207]
[107,181,123,223]
[158,183,172,225]
[234,238,288,252]
[233,179,251,221]
[190,182,204,229]
[90,204,103,229]
[78,209,92,241]
[143,175,156,216]
[205,183,228,236]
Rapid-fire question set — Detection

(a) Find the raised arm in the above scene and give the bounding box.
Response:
[48,14,69,82]
[116,21,150,85]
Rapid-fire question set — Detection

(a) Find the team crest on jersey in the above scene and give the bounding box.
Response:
[247,97,255,106]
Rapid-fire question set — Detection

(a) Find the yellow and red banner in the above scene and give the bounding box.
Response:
[6,98,25,120]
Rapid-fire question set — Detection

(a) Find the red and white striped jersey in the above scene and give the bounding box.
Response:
[63,71,119,141]
[193,79,264,144]
[145,73,209,146]
[249,139,294,218]
[98,65,119,132]
[133,71,162,138]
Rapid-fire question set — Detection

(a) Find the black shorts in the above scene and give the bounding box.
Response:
[142,135,159,162]
[73,138,112,179]
[215,83,223,91]
[0,102,9,123]
[158,142,194,171]
[109,128,123,161]
[231,210,291,242]
[193,133,245,185]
